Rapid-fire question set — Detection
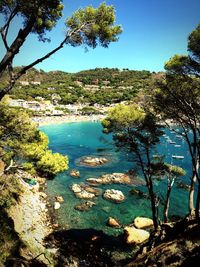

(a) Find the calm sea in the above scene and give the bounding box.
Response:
[40,121,191,235]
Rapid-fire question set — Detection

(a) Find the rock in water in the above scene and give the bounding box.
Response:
[55,196,64,203]
[107,217,120,227]
[74,201,96,211]
[80,156,109,166]
[134,217,153,229]
[124,226,150,244]
[70,169,80,177]
[86,172,131,185]
[54,202,61,210]
[71,184,96,199]
[103,189,125,203]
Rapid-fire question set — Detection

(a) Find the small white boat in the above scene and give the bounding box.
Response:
[174,145,181,147]
[172,155,184,159]
[169,140,176,144]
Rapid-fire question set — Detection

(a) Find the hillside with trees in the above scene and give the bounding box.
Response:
[1,67,161,105]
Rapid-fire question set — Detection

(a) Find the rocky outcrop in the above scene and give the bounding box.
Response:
[107,217,120,227]
[79,156,109,167]
[134,217,153,229]
[124,219,200,267]
[71,183,99,199]
[103,189,125,203]
[74,201,96,211]
[87,172,131,185]
[55,196,64,203]
[8,175,53,265]
[124,226,150,244]
[70,169,80,177]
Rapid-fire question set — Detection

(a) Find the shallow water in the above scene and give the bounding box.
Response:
[40,122,191,235]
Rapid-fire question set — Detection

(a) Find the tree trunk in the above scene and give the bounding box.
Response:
[148,178,158,230]
[189,161,199,215]
[195,183,200,223]
[0,17,35,76]
[164,179,172,223]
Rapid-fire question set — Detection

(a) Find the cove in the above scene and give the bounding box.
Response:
[40,121,190,235]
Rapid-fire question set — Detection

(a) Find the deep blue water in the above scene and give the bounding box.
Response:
[40,122,191,235]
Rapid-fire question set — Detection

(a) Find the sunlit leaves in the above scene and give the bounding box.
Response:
[66,2,122,48]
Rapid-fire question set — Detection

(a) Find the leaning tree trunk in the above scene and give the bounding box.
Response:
[189,160,199,215]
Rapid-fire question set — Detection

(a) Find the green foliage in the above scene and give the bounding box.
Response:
[0,208,21,264]
[102,104,163,149]
[66,2,122,48]
[188,23,200,61]
[164,23,200,76]
[164,163,186,177]
[0,103,68,176]
[21,162,36,175]
[0,0,63,39]
[36,151,68,176]
[0,174,22,208]
[164,55,189,74]
[79,106,100,115]
[6,67,155,105]
[102,104,145,131]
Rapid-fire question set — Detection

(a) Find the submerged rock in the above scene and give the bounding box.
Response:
[79,156,109,167]
[124,226,150,244]
[129,188,149,198]
[87,172,131,185]
[103,189,125,203]
[134,217,153,229]
[107,217,121,228]
[70,169,80,177]
[54,202,61,210]
[74,201,96,212]
[71,184,97,199]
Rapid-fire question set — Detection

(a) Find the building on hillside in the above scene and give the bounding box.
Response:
[92,79,99,85]
[19,81,29,86]
[9,99,27,108]
[30,81,41,85]
[102,80,110,86]
[84,85,100,91]
[74,81,83,87]
[26,101,42,111]
[51,93,61,105]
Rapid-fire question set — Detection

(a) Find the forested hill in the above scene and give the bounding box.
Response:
[0,67,164,105]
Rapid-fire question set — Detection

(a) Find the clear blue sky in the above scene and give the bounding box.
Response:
[1,0,200,72]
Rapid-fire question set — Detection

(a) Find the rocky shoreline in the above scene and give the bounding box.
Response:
[8,171,56,265]
[5,170,160,266]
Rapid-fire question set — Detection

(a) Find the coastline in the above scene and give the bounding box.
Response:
[8,172,55,265]
[33,114,106,127]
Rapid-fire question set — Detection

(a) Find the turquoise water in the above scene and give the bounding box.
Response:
[40,122,191,235]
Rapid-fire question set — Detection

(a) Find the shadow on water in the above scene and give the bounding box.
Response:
[44,228,134,266]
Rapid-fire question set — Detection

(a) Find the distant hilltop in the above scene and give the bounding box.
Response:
[1,67,165,106]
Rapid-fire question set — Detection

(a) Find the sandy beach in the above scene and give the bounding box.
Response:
[33,114,106,127]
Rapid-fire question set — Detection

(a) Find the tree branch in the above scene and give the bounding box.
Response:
[0,21,95,100]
